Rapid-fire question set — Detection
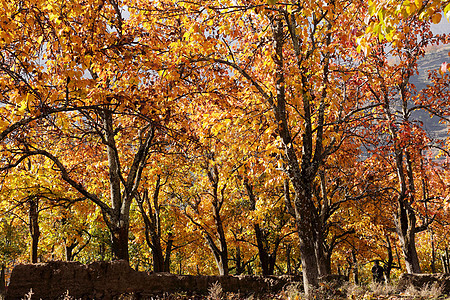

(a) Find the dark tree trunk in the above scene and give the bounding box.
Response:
[271,14,332,293]
[65,243,75,261]
[396,200,421,273]
[383,58,423,274]
[212,8,336,296]
[254,224,272,275]
[101,108,153,262]
[136,177,171,273]
[204,163,229,275]
[286,244,292,275]
[28,198,39,263]
[164,233,173,272]
[234,246,245,275]
[394,150,420,274]
[352,250,359,285]
[384,235,393,282]
[244,179,281,276]
[254,226,279,275]
[0,265,5,298]
[152,244,165,272]
[110,222,129,261]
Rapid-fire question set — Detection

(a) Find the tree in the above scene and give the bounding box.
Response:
[366,0,449,45]
[0,0,190,261]
[357,15,446,273]
[243,177,293,275]
[137,0,378,292]
[136,174,176,273]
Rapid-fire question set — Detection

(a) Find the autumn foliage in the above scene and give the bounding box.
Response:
[0,0,450,296]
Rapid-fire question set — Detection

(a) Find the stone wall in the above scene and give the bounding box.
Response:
[5,260,301,299]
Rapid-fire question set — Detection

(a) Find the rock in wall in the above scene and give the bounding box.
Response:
[6,260,301,299]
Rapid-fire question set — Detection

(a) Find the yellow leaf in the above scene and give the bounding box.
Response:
[432,13,442,24]
[414,0,422,9]
[287,5,293,14]
[157,70,165,77]
[0,119,8,132]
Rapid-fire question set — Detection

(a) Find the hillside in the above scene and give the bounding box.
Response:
[410,44,450,141]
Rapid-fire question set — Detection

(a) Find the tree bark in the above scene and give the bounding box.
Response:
[65,243,75,261]
[271,16,322,293]
[234,246,245,275]
[286,244,292,275]
[164,233,173,272]
[380,81,421,274]
[352,250,359,285]
[100,108,153,261]
[28,198,39,263]
[109,221,130,261]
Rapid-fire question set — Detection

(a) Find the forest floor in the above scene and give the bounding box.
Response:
[17,281,450,299]
[199,281,450,300]
[48,282,449,300]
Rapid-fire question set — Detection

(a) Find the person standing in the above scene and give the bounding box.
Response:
[372,260,385,283]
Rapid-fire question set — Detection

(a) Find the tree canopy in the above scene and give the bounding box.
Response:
[1,0,450,297]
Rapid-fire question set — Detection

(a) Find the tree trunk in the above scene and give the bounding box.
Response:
[136,177,172,273]
[203,163,229,275]
[286,244,292,275]
[387,75,422,274]
[65,243,75,261]
[442,250,449,273]
[205,234,228,275]
[270,14,330,294]
[164,233,173,272]
[110,222,129,261]
[385,235,393,282]
[152,242,165,272]
[397,216,421,273]
[352,250,359,285]
[0,265,5,298]
[254,223,270,275]
[298,234,320,290]
[184,162,229,276]
[28,198,39,263]
[315,227,328,276]
[244,179,281,276]
[235,246,245,275]
[396,193,421,273]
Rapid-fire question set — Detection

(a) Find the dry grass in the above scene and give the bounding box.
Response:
[21,289,33,300]
[278,281,447,300]
[18,280,449,300]
[207,282,223,300]
[403,282,444,299]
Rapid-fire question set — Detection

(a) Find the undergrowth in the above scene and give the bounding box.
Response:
[18,282,450,300]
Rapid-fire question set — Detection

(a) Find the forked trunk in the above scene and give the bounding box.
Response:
[205,235,229,276]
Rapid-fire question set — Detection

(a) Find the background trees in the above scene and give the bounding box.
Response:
[0,0,449,293]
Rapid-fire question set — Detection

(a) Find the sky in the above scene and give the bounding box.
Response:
[431,18,450,34]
